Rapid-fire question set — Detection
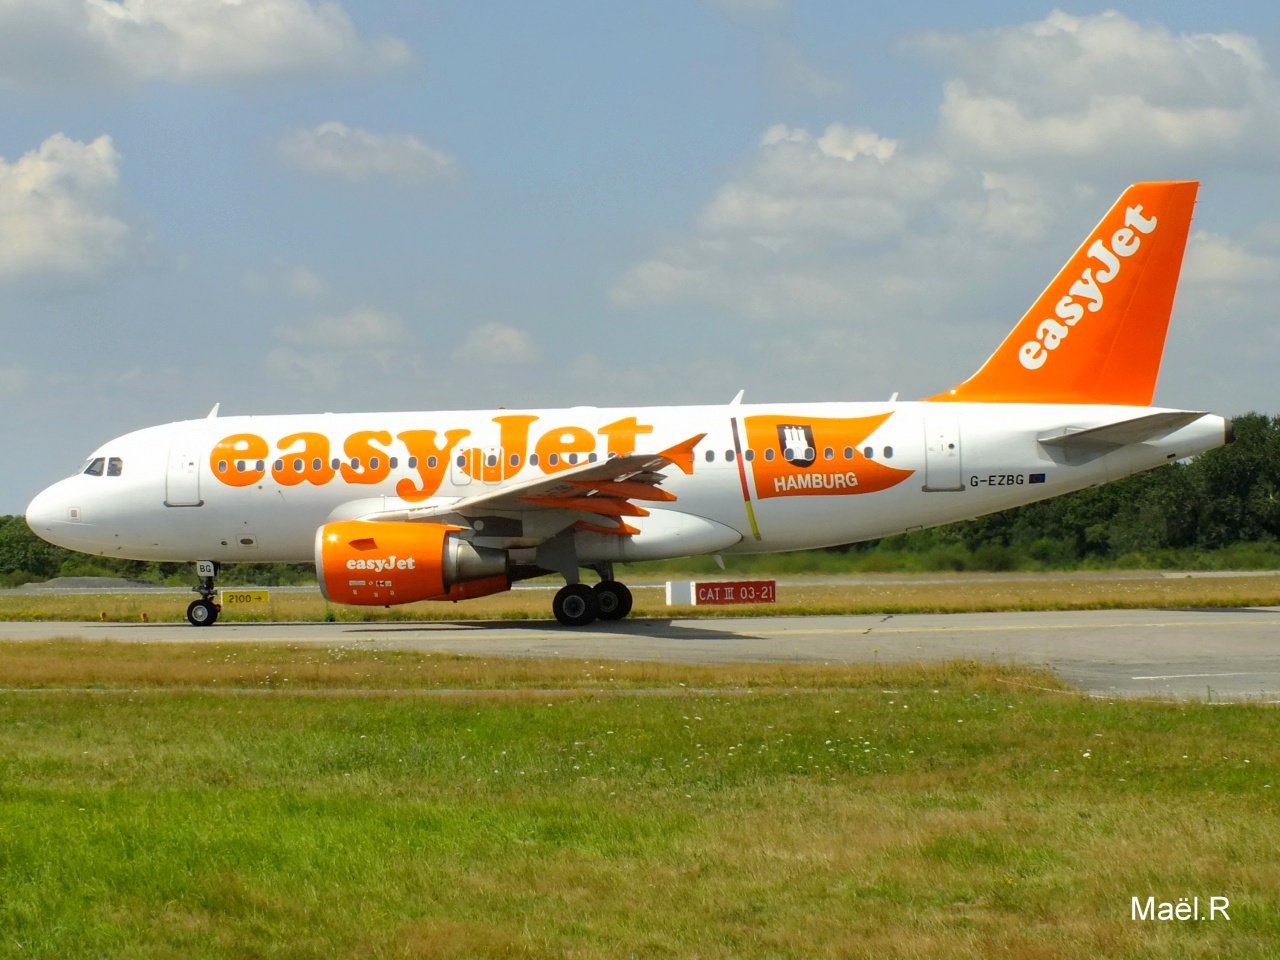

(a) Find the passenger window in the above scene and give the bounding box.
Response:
[486,455,497,468]
[823,448,834,461]
[370,457,380,470]
[427,456,437,469]
[883,446,894,459]
[863,446,874,459]
[588,453,598,463]
[548,453,560,466]
[456,455,466,468]
[217,460,228,474]
[390,457,399,469]
[726,450,735,462]
[843,447,854,460]
[529,454,540,466]
[235,460,246,473]
[350,458,361,471]
[764,449,775,461]
[274,460,284,472]
[408,457,418,469]
[745,449,755,462]
[84,458,105,477]
[510,453,520,467]
[705,450,715,462]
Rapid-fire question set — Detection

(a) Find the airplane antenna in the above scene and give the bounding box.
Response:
[888,392,899,403]
[729,389,745,406]
[206,403,220,419]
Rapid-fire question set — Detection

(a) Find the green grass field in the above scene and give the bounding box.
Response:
[1,643,1276,958]
[4,571,1280,624]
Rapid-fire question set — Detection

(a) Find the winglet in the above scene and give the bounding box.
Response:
[658,433,706,475]
[930,181,1199,405]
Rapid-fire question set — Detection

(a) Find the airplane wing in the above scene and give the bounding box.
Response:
[354,433,706,537]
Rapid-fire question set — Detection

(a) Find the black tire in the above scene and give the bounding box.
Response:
[187,599,219,627]
[552,583,599,627]
[594,581,633,621]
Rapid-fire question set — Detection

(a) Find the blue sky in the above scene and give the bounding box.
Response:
[2,1,1279,512]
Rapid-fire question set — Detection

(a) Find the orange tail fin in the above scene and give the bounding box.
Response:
[930,181,1198,405]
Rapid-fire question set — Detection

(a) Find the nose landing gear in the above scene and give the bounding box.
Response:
[187,560,221,627]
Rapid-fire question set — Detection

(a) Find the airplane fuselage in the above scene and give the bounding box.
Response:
[26,400,1229,565]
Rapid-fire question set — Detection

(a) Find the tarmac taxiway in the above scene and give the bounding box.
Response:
[2,607,1278,701]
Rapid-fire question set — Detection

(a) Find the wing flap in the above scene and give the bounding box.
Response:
[355,432,706,527]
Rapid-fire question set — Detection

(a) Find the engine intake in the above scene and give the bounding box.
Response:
[315,520,509,606]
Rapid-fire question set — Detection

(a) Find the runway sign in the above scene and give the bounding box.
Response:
[219,589,271,607]
[666,580,776,606]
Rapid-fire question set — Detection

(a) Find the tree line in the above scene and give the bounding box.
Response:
[3,412,1279,587]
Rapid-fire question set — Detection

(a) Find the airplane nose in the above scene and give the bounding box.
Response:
[25,482,79,541]
[25,486,58,534]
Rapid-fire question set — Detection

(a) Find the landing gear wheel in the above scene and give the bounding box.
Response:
[186,599,219,627]
[553,583,599,627]
[594,581,633,621]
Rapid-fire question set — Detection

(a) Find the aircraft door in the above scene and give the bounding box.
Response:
[165,449,203,506]
[922,414,964,492]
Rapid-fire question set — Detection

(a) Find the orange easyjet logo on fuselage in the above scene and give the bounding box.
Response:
[1018,204,1158,371]
[209,415,655,502]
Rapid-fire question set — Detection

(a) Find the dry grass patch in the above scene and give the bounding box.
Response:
[0,640,1042,692]
[4,573,1280,624]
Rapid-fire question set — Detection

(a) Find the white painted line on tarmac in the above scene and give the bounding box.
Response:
[1130,672,1255,680]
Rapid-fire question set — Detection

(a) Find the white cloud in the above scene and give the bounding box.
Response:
[764,40,844,98]
[277,122,456,183]
[612,10,1280,354]
[0,133,130,282]
[0,0,409,90]
[243,264,329,299]
[0,365,30,395]
[609,121,977,324]
[1184,230,1280,286]
[284,266,327,300]
[454,323,539,366]
[266,307,418,391]
[279,307,407,348]
[916,10,1280,166]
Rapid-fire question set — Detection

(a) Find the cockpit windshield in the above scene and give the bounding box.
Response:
[80,456,123,477]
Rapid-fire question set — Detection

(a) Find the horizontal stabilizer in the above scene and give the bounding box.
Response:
[1038,411,1205,453]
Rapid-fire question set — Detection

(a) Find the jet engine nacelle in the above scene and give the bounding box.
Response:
[315,520,509,606]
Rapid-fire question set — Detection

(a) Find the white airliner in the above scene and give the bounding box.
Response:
[26,181,1230,627]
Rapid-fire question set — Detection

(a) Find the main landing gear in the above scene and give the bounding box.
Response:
[551,568,633,627]
[187,560,221,627]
